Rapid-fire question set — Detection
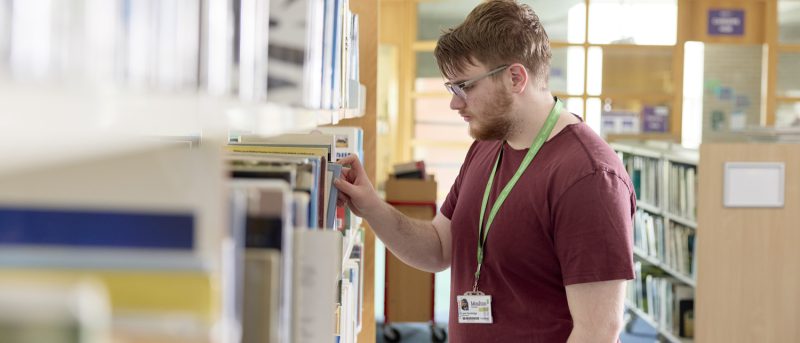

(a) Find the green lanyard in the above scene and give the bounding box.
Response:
[472,98,563,292]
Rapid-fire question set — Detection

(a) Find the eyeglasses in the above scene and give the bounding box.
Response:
[444,65,509,100]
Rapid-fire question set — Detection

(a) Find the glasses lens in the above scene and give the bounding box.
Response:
[445,83,466,99]
[445,83,455,95]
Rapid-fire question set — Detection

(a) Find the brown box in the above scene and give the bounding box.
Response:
[383,175,437,323]
[384,175,437,203]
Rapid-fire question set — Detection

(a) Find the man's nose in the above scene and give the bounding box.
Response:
[450,94,465,110]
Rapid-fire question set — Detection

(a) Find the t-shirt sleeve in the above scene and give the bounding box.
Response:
[441,141,479,219]
[553,169,636,286]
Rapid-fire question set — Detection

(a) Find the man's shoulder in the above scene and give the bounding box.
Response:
[547,123,631,187]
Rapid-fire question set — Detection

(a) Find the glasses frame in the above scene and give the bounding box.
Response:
[444,64,510,100]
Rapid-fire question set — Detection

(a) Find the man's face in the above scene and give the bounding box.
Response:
[447,64,514,141]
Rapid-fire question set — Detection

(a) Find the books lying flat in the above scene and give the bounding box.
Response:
[228,150,324,229]
[307,126,363,162]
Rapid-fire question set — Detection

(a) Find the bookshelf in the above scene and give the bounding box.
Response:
[625,301,691,343]
[0,0,377,341]
[612,142,698,343]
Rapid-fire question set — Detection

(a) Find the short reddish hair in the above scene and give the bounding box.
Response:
[434,0,551,85]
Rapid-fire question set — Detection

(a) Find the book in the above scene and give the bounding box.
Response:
[242,249,281,343]
[0,143,224,271]
[238,133,337,162]
[267,0,325,108]
[231,179,294,343]
[393,160,426,179]
[0,207,194,250]
[227,147,327,228]
[292,230,342,343]
[0,277,111,343]
[309,126,364,162]
[292,191,311,229]
[325,163,342,229]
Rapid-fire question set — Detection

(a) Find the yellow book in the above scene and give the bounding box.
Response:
[0,269,215,320]
[226,145,328,158]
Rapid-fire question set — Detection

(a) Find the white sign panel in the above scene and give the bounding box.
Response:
[724,162,785,208]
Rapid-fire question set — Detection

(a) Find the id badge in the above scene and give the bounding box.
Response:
[457,291,493,324]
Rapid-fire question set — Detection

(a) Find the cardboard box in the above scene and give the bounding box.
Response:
[383,175,437,322]
[384,175,436,203]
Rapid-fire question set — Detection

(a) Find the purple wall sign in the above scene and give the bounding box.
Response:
[708,9,745,36]
[642,106,669,133]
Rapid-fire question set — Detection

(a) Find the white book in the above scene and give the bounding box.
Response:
[242,249,281,343]
[267,0,325,108]
[238,0,270,101]
[0,142,224,271]
[321,0,337,109]
[293,191,311,229]
[292,230,342,343]
[231,179,294,343]
[686,167,696,220]
[309,126,363,162]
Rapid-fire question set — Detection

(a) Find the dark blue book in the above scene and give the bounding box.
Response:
[0,207,194,250]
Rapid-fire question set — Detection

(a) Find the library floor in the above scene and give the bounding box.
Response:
[375,315,659,342]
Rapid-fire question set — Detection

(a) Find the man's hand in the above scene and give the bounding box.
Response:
[334,154,382,218]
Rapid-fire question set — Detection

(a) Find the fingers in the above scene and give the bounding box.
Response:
[340,166,354,182]
[333,177,355,196]
[336,191,351,207]
[337,154,363,173]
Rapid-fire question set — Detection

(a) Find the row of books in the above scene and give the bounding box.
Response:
[0,0,361,110]
[269,0,361,109]
[621,153,662,208]
[227,127,365,343]
[232,178,363,343]
[634,209,697,279]
[667,163,697,222]
[627,262,695,339]
[392,160,427,179]
[0,142,228,342]
[0,126,366,342]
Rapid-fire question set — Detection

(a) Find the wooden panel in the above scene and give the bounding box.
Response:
[686,0,766,44]
[345,0,377,341]
[384,204,436,322]
[764,0,778,125]
[696,143,800,343]
[385,251,434,322]
[601,47,674,95]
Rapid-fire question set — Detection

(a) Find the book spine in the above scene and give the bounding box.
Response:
[0,207,194,249]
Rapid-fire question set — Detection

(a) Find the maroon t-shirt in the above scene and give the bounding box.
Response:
[441,122,636,342]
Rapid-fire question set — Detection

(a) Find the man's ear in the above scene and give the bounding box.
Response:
[508,64,528,94]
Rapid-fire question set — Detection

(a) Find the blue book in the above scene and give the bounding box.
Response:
[0,207,194,250]
[326,163,342,230]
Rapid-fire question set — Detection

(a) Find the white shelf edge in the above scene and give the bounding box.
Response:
[0,81,366,141]
[625,300,693,343]
[633,248,696,287]
[341,227,361,273]
[663,212,698,229]
[637,202,662,214]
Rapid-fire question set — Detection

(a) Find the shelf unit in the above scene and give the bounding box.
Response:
[613,141,698,343]
[0,0,378,341]
[625,301,692,343]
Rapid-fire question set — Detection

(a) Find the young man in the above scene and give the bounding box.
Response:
[334,0,636,341]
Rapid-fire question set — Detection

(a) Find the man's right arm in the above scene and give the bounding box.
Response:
[334,155,452,273]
